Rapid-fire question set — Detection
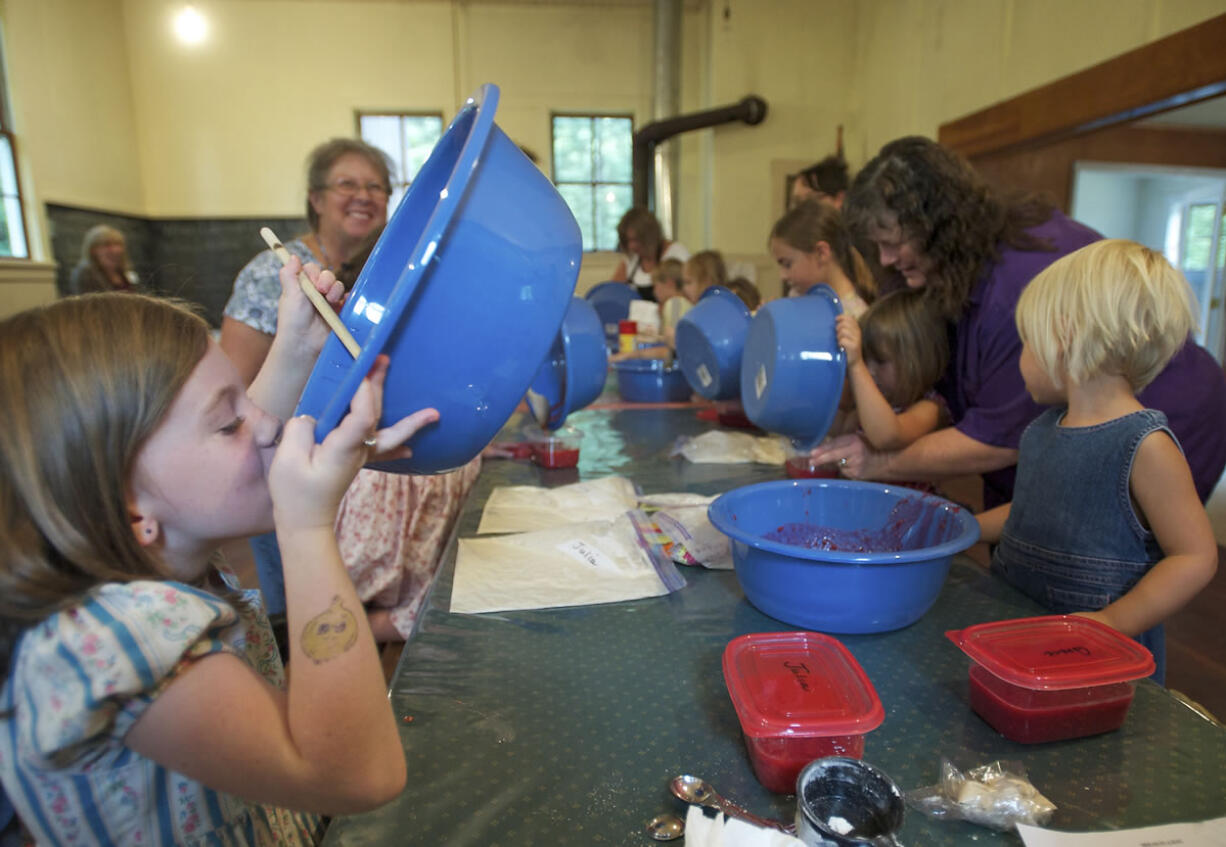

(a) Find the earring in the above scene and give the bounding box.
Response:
[145,527,153,536]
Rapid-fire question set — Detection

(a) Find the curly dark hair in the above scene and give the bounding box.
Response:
[845,137,1055,319]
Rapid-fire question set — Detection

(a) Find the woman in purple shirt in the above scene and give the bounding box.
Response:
[811,136,1226,508]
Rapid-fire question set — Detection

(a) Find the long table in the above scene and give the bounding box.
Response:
[324,406,1226,846]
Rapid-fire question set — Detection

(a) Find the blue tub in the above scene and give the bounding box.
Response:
[586,281,641,349]
[708,479,979,633]
[528,297,608,429]
[614,358,692,403]
[740,284,844,449]
[294,84,581,474]
[675,285,752,401]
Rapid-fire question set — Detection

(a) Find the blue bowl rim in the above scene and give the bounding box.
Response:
[613,357,683,373]
[585,280,642,303]
[695,284,752,320]
[311,83,501,440]
[707,478,980,564]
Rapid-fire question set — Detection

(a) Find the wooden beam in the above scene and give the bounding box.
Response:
[939,14,1226,158]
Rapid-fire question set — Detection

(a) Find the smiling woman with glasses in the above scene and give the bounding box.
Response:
[221,137,392,385]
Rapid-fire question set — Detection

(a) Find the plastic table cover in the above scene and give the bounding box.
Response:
[323,406,1226,847]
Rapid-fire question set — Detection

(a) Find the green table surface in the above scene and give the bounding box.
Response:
[324,407,1226,846]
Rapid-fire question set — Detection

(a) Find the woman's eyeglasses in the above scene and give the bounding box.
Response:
[326,178,391,199]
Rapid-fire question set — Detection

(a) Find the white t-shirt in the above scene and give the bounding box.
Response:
[625,241,691,291]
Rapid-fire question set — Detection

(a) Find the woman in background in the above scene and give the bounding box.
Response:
[811,135,1226,508]
[69,224,139,294]
[610,207,689,301]
[220,140,480,643]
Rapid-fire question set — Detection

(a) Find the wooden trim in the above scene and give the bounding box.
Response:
[939,13,1226,158]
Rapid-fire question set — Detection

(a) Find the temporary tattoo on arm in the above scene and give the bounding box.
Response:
[300,595,359,664]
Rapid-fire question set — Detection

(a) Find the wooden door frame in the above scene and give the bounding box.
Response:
[938,14,1226,158]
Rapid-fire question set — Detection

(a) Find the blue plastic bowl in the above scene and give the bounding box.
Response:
[586,281,641,349]
[740,284,844,449]
[707,479,979,633]
[528,297,609,430]
[294,84,581,473]
[675,286,752,401]
[614,358,692,402]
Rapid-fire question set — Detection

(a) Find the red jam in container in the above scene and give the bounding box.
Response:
[527,424,583,469]
[947,615,1155,744]
[722,632,884,794]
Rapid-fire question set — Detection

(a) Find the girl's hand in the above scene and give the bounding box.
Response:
[275,256,346,360]
[836,313,863,366]
[269,355,438,529]
[1072,609,1118,631]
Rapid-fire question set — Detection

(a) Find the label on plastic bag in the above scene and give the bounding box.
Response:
[697,363,712,388]
[555,539,620,574]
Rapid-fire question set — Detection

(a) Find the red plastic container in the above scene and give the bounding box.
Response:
[722,632,884,794]
[526,424,583,469]
[947,615,1155,744]
[784,456,839,479]
[532,441,580,468]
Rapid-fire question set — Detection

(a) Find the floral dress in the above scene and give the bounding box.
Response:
[0,580,324,846]
[335,459,482,640]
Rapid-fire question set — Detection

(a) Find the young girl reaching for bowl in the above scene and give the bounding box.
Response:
[769,200,875,315]
[976,239,1218,683]
[834,288,949,450]
[0,259,432,844]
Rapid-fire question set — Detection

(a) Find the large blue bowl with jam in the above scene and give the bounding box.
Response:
[708,479,979,633]
[295,84,581,473]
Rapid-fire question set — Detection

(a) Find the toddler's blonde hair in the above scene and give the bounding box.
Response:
[1015,239,1195,392]
[651,258,684,291]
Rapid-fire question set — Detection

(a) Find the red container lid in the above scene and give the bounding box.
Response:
[618,319,637,333]
[722,632,885,739]
[946,615,1155,691]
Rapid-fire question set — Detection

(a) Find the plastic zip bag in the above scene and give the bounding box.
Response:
[905,759,1056,831]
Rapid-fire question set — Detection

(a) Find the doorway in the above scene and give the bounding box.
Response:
[1071,162,1226,362]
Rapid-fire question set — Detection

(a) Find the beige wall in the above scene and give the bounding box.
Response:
[5,0,1226,295]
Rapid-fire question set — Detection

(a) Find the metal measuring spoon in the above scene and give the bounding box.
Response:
[670,774,797,834]
[645,813,685,841]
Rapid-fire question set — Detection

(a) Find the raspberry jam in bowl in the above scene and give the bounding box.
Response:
[946,615,1155,743]
[722,632,883,794]
[707,480,979,633]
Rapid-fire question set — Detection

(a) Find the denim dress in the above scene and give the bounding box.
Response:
[991,408,1173,682]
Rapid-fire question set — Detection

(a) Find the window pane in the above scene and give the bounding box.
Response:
[1183,203,1216,272]
[558,183,596,251]
[595,183,632,252]
[402,116,442,183]
[1218,212,1226,272]
[359,115,406,185]
[0,136,25,258]
[553,117,592,182]
[595,117,632,183]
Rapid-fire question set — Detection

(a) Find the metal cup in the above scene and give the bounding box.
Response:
[794,757,905,847]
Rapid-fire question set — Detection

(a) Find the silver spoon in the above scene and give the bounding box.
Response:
[645,813,685,841]
[670,774,797,834]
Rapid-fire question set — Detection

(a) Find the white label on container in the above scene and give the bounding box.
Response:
[755,364,768,399]
[555,539,619,574]
[697,363,712,388]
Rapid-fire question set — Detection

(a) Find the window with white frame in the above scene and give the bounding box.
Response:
[551,114,633,252]
[0,25,28,259]
[357,112,445,212]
